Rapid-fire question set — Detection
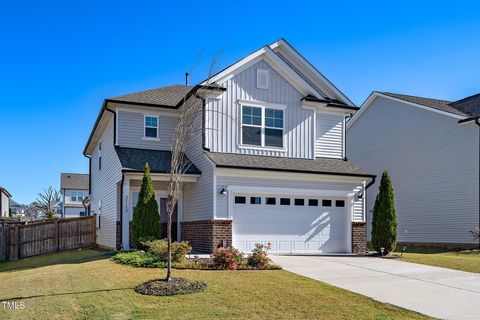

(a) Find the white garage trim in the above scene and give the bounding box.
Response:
[227,186,354,253]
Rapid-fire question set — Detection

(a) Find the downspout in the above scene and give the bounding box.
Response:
[201,96,210,151]
[363,176,377,237]
[119,173,125,250]
[475,119,480,249]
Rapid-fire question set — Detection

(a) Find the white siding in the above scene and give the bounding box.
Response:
[64,207,86,217]
[182,114,215,221]
[316,113,344,158]
[117,110,177,150]
[0,193,9,217]
[347,96,479,244]
[90,117,123,249]
[205,60,314,159]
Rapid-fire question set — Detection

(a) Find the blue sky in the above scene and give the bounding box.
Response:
[1,1,479,204]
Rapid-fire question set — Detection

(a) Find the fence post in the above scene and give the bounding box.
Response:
[92,216,97,248]
[55,220,60,252]
[14,225,20,260]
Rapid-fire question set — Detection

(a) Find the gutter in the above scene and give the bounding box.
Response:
[214,164,376,179]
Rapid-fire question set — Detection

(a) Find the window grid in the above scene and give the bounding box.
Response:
[144,116,159,139]
[241,105,284,148]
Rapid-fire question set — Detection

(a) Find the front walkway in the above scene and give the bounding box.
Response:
[272,255,480,320]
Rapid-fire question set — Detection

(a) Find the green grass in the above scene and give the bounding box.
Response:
[394,246,480,273]
[0,249,431,320]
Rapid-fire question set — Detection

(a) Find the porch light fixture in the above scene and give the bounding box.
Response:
[354,192,363,201]
[219,188,228,195]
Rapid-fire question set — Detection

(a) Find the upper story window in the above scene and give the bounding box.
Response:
[67,191,86,203]
[241,104,284,148]
[144,116,159,139]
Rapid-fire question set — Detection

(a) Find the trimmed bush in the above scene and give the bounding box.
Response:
[211,247,244,270]
[144,239,192,263]
[371,171,397,254]
[247,243,272,269]
[112,251,167,268]
[131,163,161,246]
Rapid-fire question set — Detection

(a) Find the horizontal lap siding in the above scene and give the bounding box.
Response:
[90,118,122,249]
[316,113,344,159]
[117,111,177,150]
[183,114,215,221]
[205,60,313,159]
[347,97,479,244]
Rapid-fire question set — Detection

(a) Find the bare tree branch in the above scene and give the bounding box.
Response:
[34,187,61,219]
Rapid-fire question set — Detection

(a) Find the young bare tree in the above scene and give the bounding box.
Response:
[34,186,61,219]
[165,56,220,282]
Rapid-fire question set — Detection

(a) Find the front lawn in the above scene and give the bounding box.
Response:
[395,246,480,274]
[0,249,430,319]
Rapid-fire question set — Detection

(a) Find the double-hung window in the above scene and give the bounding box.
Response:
[144,116,159,139]
[241,104,284,148]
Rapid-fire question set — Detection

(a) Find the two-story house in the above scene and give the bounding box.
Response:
[60,173,89,217]
[347,92,480,248]
[83,39,374,254]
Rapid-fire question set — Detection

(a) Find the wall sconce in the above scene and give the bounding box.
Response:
[355,192,363,200]
[219,188,228,195]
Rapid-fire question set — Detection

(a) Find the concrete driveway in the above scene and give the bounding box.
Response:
[271,255,480,320]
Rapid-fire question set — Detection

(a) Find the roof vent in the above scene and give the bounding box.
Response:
[257,69,269,89]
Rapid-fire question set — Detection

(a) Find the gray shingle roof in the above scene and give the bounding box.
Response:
[60,173,89,190]
[115,146,201,175]
[449,93,480,117]
[109,85,194,107]
[381,92,468,117]
[206,152,373,177]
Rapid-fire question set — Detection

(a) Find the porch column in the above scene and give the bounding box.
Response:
[122,177,130,250]
[346,196,354,253]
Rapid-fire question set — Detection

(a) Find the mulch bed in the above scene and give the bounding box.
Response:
[135,278,207,296]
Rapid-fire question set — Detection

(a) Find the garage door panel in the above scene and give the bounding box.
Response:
[233,195,348,253]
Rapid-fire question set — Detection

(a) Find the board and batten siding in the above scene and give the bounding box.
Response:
[347,96,479,244]
[205,60,314,159]
[90,117,123,249]
[117,110,177,150]
[216,174,365,221]
[315,112,344,159]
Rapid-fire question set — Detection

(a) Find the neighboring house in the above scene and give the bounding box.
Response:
[9,199,22,215]
[60,173,89,217]
[84,39,374,253]
[347,92,480,247]
[0,187,11,217]
[51,201,63,217]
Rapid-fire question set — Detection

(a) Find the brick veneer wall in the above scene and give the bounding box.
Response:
[116,221,121,250]
[352,222,367,254]
[181,220,232,253]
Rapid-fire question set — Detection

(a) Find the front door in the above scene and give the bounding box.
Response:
[158,197,178,241]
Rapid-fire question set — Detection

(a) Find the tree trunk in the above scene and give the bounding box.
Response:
[166,210,172,282]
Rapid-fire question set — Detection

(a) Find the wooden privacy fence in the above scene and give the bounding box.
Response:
[0,216,96,261]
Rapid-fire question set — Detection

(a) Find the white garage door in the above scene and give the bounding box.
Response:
[232,194,348,253]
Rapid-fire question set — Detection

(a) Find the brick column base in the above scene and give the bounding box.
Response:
[352,222,367,254]
[181,220,232,253]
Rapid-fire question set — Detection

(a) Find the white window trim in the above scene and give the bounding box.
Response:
[143,115,160,141]
[238,100,287,151]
